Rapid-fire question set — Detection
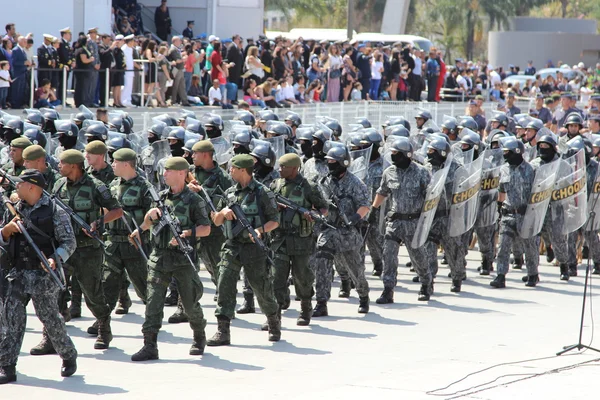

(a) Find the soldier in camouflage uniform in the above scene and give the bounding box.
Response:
[32,150,123,352]
[301,128,331,185]
[312,146,371,317]
[208,154,281,346]
[3,137,31,179]
[0,170,77,384]
[22,145,60,191]
[167,140,234,324]
[130,157,211,361]
[270,153,329,326]
[102,148,152,321]
[530,135,570,281]
[490,138,539,288]
[373,138,432,303]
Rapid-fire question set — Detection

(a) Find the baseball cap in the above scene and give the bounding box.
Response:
[13,169,46,188]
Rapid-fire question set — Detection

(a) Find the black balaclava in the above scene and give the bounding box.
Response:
[427,150,446,167]
[206,127,222,139]
[369,143,380,162]
[253,159,272,178]
[504,152,523,166]
[299,140,313,159]
[59,135,78,150]
[170,141,185,157]
[148,133,160,144]
[391,152,411,169]
[234,145,250,155]
[538,146,556,163]
[312,139,326,160]
[327,161,346,179]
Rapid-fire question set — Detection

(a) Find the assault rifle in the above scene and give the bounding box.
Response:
[275,194,336,230]
[228,202,273,264]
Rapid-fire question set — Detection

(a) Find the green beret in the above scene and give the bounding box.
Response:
[192,140,214,153]
[164,156,190,171]
[279,153,301,168]
[60,149,85,164]
[10,137,32,149]
[85,140,108,155]
[113,148,137,161]
[22,144,47,161]
[231,154,255,169]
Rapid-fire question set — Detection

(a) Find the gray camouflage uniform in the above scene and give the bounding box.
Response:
[363,157,384,271]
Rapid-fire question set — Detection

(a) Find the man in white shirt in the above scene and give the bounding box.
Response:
[208,78,222,106]
[120,35,135,107]
[489,66,501,87]
[456,69,469,93]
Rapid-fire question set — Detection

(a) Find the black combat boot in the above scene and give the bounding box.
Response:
[262,307,280,331]
[358,296,370,313]
[267,313,281,342]
[441,254,448,265]
[480,257,492,276]
[418,283,432,301]
[490,274,506,288]
[189,330,206,355]
[568,264,578,277]
[560,264,570,281]
[583,246,589,259]
[206,317,231,346]
[312,301,328,317]
[525,274,540,287]
[87,320,99,336]
[281,295,291,310]
[376,287,394,304]
[131,333,159,361]
[69,291,82,319]
[372,261,383,277]
[338,279,351,298]
[0,364,16,384]
[594,263,600,275]
[450,279,462,293]
[546,245,554,263]
[94,317,113,350]
[164,288,178,306]
[512,255,523,270]
[237,293,256,314]
[168,297,188,323]
[61,357,77,377]
[115,288,132,315]
[30,329,57,355]
[297,300,312,326]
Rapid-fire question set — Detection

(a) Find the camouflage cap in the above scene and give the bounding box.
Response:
[192,140,214,153]
[60,149,85,164]
[85,140,108,155]
[10,137,32,149]
[22,144,47,161]
[231,154,255,169]
[279,153,301,168]
[113,148,137,161]
[164,156,190,171]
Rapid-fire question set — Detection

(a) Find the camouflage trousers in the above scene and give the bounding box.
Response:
[215,242,278,320]
[198,233,225,286]
[364,217,383,268]
[314,227,369,302]
[0,270,77,366]
[272,243,314,305]
[568,229,600,266]
[427,216,467,280]
[66,245,111,320]
[143,249,206,335]
[383,220,431,288]
[103,240,149,312]
[540,212,568,263]
[496,214,540,276]
[474,224,497,262]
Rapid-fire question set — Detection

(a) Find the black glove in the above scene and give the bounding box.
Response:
[368,210,377,223]
[348,213,363,226]
[497,201,503,216]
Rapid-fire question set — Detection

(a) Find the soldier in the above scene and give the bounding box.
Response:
[270,153,329,325]
[3,137,31,178]
[130,157,211,361]
[208,154,281,346]
[530,135,570,281]
[203,114,224,139]
[296,126,314,164]
[558,113,583,153]
[414,110,432,130]
[265,122,297,154]
[490,138,539,288]
[37,34,55,87]
[0,170,78,384]
[55,120,81,158]
[33,150,123,353]
[167,126,186,157]
[312,146,371,317]
[85,141,114,184]
[284,112,302,141]
[22,145,60,191]
[301,127,331,184]
[373,138,432,304]
[232,131,253,155]
[324,119,343,141]
[57,27,74,105]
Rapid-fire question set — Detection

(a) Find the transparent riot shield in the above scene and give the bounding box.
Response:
[519,160,561,238]
[411,153,454,248]
[586,167,600,231]
[263,135,285,167]
[210,136,233,166]
[475,148,504,228]
[78,105,94,120]
[349,146,373,182]
[551,149,587,235]
[448,155,484,236]
[128,131,149,154]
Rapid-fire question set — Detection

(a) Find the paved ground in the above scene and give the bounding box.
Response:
[2,248,600,400]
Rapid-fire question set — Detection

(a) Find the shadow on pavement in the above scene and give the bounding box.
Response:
[15,374,128,394]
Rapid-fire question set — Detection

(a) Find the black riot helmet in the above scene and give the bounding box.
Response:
[355,117,372,129]
[564,136,585,159]
[537,134,558,163]
[234,110,256,126]
[154,114,178,126]
[457,116,479,132]
[502,136,525,166]
[25,111,44,127]
[148,122,167,144]
[564,113,583,128]
[41,108,60,134]
[284,112,302,128]
[202,114,224,138]
[3,119,24,144]
[108,116,132,134]
[85,123,109,143]
[185,121,206,137]
[382,116,411,131]
[324,119,343,138]
[440,117,458,136]
[166,126,186,156]
[56,120,80,149]
[250,142,276,176]
[427,137,451,167]
[107,136,132,161]
[232,131,253,154]
[266,122,291,139]
[24,128,47,148]
[489,129,510,149]
[389,137,413,169]
[325,144,351,166]
[459,129,481,159]
[490,112,509,128]
[385,125,410,138]
[525,118,544,132]
[257,109,279,123]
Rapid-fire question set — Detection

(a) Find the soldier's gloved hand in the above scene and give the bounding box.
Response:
[348,213,363,226]
[368,210,377,223]
[2,218,21,237]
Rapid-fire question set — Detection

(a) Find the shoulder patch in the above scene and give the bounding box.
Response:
[97,184,112,200]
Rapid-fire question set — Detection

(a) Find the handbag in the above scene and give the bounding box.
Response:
[330,68,342,79]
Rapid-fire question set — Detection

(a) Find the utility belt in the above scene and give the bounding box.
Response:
[387,211,420,221]
[501,205,527,216]
[106,234,130,243]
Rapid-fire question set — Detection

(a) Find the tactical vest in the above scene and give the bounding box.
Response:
[224,187,263,243]
[274,178,313,237]
[108,179,146,236]
[11,203,56,270]
[153,189,195,249]
[58,177,101,242]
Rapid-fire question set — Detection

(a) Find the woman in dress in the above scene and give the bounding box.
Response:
[326,44,342,102]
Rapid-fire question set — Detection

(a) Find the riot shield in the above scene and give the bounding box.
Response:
[586,167,600,231]
[128,131,149,153]
[82,119,104,130]
[448,155,484,236]
[151,140,171,171]
[349,146,373,182]
[411,154,454,248]
[263,135,285,167]
[78,105,94,120]
[519,160,560,238]
[210,136,233,166]
[551,149,587,235]
[476,148,504,227]
[523,144,537,162]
